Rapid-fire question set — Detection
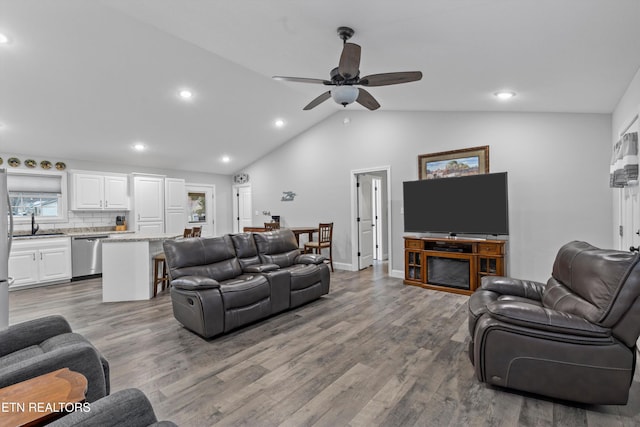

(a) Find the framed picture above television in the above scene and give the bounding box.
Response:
[418,145,489,180]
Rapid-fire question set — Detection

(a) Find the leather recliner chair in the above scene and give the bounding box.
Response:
[468,241,640,404]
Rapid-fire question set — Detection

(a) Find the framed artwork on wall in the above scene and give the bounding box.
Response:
[418,145,489,180]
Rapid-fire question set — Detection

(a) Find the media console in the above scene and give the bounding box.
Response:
[403,236,506,296]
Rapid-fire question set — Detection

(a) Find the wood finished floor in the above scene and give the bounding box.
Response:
[8,264,640,426]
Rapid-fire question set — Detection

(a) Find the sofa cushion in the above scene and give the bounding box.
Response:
[164,236,242,282]
[219,275,270,310]
[253,230,300,268]
[230,233,261,270]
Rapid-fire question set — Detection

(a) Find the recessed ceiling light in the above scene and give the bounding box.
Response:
[221,155,230,163]
[179,89,193,99]
[494,91,516,100]
[343,117,351,125]
[0,33,9,44]
[133,142,146,151]
[274,119,285,128]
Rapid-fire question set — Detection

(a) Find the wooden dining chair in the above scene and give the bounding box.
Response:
[183,228,193,237]
[191,227,202,237]
[304,222,334,272]
[264,222,280,231]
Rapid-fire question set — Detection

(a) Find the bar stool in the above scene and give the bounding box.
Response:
[152,228,198,296]
[152,253,169,297]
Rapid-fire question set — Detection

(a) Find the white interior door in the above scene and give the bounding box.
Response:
[620,187,640,251]
[618,117,640,251]
[372,177,383,260]
[357,175,374,269]
[233,185,252,233]
[185,184,215,236]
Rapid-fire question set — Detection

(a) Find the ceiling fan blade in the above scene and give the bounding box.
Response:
[338,43,361,79]
[358,71,423,87]
[303,91,332,110]
[273,76,332,85]
[356,88,380,111]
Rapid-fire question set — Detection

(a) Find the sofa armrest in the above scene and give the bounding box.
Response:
[171,276,220,291]
[49,388,177,427]
[295,253,326,265]
[480,276,545,301]
[487,300,611,338]
[0,344,109,402]
[243,263,280,273]
[0,315,73,357]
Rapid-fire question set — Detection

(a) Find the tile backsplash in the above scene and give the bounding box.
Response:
[12,210,128,233]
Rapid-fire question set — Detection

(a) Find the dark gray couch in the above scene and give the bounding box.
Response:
[49,388,177,427]
[163,229,330,338]
[0,315,109,402]
[468,241,640,404]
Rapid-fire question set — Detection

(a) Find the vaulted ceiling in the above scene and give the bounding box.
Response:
[1,0,639,174]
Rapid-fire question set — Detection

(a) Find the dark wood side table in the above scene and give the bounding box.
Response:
[0,368,88,427]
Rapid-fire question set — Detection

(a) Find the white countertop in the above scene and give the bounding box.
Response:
[13,230,135,240]
[102,232,182,242]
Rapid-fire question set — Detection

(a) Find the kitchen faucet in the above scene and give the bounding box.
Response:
[31,212,39,235]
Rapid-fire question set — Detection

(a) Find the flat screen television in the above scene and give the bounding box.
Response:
[403,172,509,235]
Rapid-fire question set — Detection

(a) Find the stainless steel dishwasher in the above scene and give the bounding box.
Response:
[72,235,109,278]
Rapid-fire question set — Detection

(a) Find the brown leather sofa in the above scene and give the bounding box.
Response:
[468,241,640,404]
[163,229,330,338]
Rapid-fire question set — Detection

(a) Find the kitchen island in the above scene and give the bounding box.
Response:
[101,232,181,302]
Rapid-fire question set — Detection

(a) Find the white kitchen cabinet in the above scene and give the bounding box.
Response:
[70,172,129,210]
[103,175,129,209]
[165,178,186,234]
[136,222,164,234]
[132,174,165,231]
[9,237,72,289]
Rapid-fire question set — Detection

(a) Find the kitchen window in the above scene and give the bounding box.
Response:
[187,192,206,223]
[7,170,68,223]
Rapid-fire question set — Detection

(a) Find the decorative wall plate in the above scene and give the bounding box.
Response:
[8,157,20,167]
[55,161,66,170]
[25,159,37,168]
[40,160,52,169]
[0,157,3,165]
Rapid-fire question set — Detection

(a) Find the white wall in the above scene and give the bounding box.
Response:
[611,66,640,247]
[242,110,612,282]
[1,153,235,235]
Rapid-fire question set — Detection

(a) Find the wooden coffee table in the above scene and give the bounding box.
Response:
[0,368,88,427]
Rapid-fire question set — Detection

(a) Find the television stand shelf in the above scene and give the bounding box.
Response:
[404,236,506,296]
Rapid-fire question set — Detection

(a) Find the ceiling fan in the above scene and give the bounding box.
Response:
[273,27,423,111]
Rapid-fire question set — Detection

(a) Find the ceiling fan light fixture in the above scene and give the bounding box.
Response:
[331,85,359,107]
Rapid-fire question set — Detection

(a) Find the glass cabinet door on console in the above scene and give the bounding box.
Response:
[477,243,504,285]
[404,239,424,283]
[405,249,423,282]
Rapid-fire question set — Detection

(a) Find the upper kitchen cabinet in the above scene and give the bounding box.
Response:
[69,171,129,210]
[165,178,186,234]
[132,174,165,231]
